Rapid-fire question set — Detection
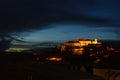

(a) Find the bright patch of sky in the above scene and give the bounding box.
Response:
[23,24,119,42]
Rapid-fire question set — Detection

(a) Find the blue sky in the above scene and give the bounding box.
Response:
[22,23,120,42]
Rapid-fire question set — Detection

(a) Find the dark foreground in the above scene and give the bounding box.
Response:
[0,52,101,80]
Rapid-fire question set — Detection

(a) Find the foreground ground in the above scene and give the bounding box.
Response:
[0,52,103,80]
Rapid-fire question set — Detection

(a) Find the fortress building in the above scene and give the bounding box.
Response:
[60,38,101,55]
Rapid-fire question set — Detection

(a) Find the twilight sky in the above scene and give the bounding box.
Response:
[0,0,120,42]
[23,24,120,42]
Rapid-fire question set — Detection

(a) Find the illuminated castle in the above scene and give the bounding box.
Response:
[60,38,101,55]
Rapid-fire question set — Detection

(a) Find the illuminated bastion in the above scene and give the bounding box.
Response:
[59,38,101,55]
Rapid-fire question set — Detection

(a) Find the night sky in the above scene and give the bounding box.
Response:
[0,0,120,42]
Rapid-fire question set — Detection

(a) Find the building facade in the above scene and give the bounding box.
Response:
[60,38,101,55]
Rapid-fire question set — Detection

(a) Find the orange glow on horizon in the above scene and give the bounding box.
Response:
[46,57,62,61]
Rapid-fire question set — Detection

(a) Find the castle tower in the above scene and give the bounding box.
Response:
[94,38,98,44]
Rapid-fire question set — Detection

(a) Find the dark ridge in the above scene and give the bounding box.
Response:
[100,40,120,47]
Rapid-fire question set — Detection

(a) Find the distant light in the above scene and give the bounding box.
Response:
[46,57,62,61]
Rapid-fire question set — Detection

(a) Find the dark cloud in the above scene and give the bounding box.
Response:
[0,0,120,35]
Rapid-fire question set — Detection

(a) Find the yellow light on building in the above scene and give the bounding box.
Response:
[59,38,102,55]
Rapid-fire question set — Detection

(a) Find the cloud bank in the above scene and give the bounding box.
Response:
[0,0,120,35]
